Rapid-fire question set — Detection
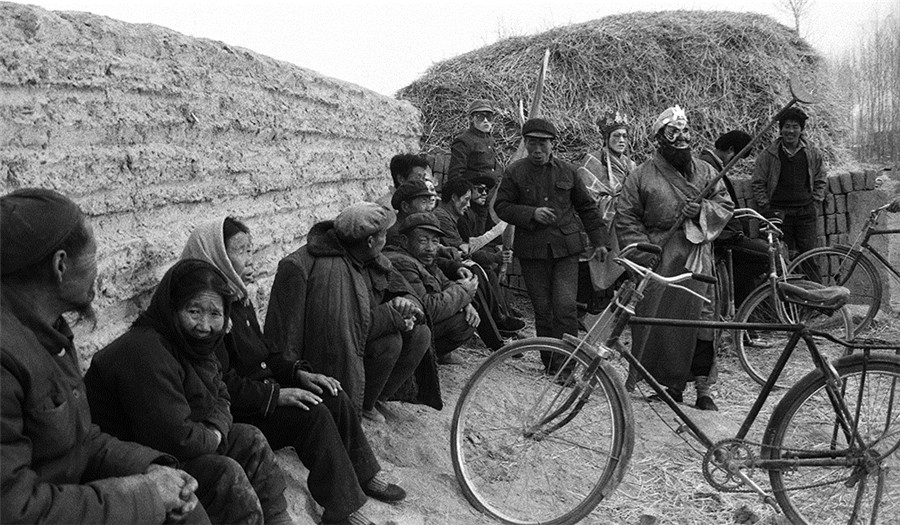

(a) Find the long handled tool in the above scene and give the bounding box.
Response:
[657,74,820,247]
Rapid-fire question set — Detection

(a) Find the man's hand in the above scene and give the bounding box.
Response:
[456,267,473,280]
[533,207,558,225]
[145,464,199,520]
[594,246,608,263]
[297,370,342,396]
[887,197,900,213]
[278,387,322,410]
[463,303,480,327]
[681,201,701,219]
[500,249,514,265]
[204,426,222,449]
[457,274,479,295]
[389,296,423,321]
[629,251,658,269]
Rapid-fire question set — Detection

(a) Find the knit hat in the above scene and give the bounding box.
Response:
[1,188,83,275]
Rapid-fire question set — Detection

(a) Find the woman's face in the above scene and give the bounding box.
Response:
[607,129,628,155]
[225,232,253,283]
[177,291,225,339]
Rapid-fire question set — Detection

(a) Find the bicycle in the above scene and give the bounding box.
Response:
[451,243,900,525]
[726,208,853,388]
[787,202,900,336]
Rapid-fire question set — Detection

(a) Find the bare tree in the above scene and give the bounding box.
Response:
[776,0,813,33]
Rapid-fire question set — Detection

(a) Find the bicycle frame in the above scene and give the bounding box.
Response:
[848,207,900,282]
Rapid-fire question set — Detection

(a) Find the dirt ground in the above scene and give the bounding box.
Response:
[278,293,900,525]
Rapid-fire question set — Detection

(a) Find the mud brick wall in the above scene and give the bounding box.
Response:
[0,3,422,368]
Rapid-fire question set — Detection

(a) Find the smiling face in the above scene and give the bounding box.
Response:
[780,120,803,148]
[404,227,441,266]
[225,231,253,283]
[176,291,226,340]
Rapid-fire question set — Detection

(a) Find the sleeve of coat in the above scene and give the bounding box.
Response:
[219,360,278,418]
[1,364,168,525]
[615,169,652,247]
[750,154,771,211]
[96,340,224,460]
[494,168,537,230]
[265,258,308,361]
[812,151,828,202]
[448,137,471,180]
[571,166,610,249]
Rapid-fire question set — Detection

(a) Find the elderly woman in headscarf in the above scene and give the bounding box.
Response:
[180,216,406,525]
[84,259,291,525]
[575,111,637,313]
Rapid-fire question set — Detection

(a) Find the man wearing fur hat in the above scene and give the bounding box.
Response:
[575,111,637,312]
[448,99,500,183]
[495,118,610,375]
[616,106,734,411]
[265,202,438,424]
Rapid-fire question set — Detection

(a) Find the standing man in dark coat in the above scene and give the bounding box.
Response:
[751,107,827,262]
[448,99,500,183]
[494,118,610,373]
[1,188,206,524]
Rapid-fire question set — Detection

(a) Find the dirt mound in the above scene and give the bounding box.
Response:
[398,10,846,168]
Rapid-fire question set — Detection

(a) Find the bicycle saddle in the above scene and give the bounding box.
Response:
[776,281,850,312]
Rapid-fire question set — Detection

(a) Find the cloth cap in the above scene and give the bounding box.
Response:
[467,99,495,115]
[521,118,557,139]
[390,180,436,210]
[1,188,83,275]
[653,105,688,134]
[334,202,397,241]
[399,212,444,236]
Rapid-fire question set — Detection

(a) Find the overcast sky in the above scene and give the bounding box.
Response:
[19,0,899,96]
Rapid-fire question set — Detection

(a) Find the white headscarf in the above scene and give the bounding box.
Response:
[181,216,249,303]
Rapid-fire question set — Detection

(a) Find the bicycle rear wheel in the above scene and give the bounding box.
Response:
[733,281,851,388]
[451,338,634,525]
[787,245,882,336]
[762,353,900,524]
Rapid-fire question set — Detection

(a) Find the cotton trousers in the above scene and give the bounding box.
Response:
[432,310,477,356]
[182,423,289,525]
[238,390,379,520]
[362,324,431,410]
[519,254,580,371]
[772,203,819,280]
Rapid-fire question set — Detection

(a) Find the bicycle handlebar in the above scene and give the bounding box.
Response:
[616,243,713,304]
[733,208,784,236]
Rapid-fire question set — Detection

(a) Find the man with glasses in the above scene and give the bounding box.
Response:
[616,106,733,411]
[448,99,500,183]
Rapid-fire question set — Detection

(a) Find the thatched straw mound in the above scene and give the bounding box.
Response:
[399,10,845,168]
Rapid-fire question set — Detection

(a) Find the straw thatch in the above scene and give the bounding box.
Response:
[398,10,846,169]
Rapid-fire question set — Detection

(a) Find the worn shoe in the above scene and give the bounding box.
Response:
[695,395,719,411]
[437,352,464,365]
[363,474,407,503]
[361,407,386,424]
[322,509,376,525]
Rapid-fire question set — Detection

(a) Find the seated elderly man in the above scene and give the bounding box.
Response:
[385,213,480,365]
[266,202,440,424]
[1,188,206,524]
[386,179,438,248]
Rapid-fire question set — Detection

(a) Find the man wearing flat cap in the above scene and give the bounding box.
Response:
[616,105,733,411]
[266,202,439,424]
[1,188,208,524]
[386,179,438,248]
[384,213,480,365]
[494,118,611,375]
[448,99,501,183]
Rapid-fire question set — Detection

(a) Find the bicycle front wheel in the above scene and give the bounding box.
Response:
[763,353,900,524]
[734,281,851,388]
[451,338,634,525]
[787,245,882,336]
